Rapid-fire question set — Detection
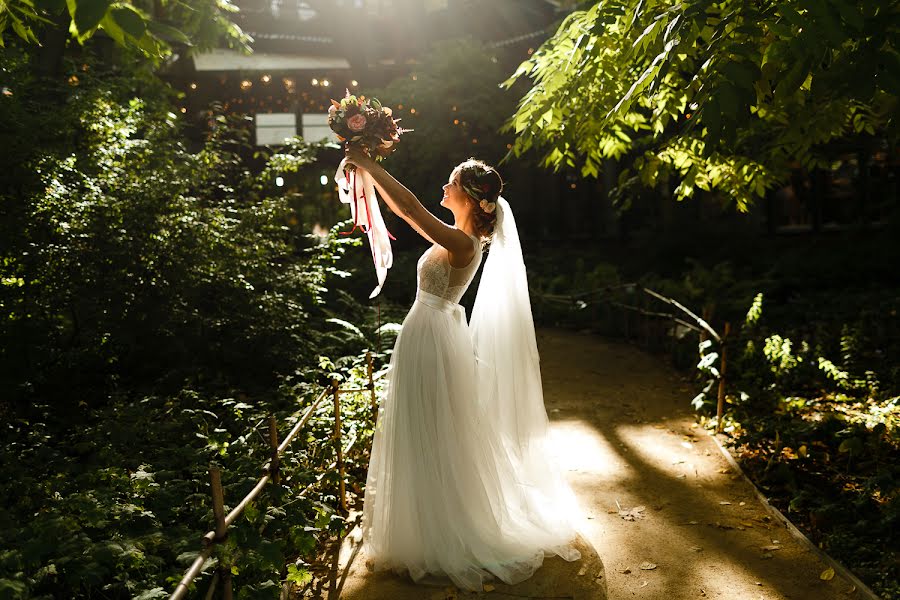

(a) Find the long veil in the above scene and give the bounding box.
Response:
[470,197,584,548]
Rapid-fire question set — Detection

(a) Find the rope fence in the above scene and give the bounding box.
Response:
[170,351,384,600]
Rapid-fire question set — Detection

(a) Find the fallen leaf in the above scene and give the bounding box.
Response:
[681,441,693,449]
[719,501,732,505]
[618,567,632,574]
[690,546,703,552]
[760,545,781,551]
[676,473,687,479]
[761,552,774,559]
[739,501,746,506]
[577,566,587,576]
[619,505,646,521]
[820,567,835,581]
[639,562,658,570]
[740,521,754,527]
[718,468,731,474]
[640,580,649,588]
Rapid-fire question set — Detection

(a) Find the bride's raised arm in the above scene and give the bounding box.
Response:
[344,146,474,260]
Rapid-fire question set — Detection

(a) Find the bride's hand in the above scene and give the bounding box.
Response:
[344,144,377,171]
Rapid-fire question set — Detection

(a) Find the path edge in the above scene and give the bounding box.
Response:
[707,430,881,600]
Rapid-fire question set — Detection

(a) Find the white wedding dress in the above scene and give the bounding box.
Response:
[361,215,583,592]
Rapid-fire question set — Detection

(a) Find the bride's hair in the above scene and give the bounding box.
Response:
[454,158,503,239]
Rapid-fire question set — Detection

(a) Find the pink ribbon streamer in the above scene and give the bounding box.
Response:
[335,158,394,298]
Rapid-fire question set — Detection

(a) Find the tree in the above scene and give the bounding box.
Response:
[503,0,899,210]
[0,0,249,71]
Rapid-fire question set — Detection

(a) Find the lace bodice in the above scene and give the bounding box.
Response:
[416,233,482,304]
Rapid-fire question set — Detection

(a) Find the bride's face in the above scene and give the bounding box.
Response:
[440,169,470,213]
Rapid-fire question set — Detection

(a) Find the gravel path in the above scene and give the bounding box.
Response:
[331,329,860,599]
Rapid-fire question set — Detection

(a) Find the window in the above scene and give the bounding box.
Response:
[255,113,297,146]
[302,113,340,143]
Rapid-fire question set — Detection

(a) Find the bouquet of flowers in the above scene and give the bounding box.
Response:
[329,90,410,299]
[328,91,410,162]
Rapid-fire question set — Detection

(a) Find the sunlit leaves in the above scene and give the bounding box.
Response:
[505,0,899,211]
[1,0,249,60]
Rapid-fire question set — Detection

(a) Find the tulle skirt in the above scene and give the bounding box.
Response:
[361,289,582,592]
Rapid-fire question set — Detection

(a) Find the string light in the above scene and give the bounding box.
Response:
[240,80,252,90]
[320,175,328,186]
[276,176,284,187]
[410,108,416,114]
[351,79,358,86]
[321,79,330,87]
[472,138,478,144]
[261,74,271,83]
[311,78,319,86]
[190,82,197,90]
[453,119,459,125]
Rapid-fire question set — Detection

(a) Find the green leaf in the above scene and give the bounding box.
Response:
[773,59,809,100]
[326,318,365,340]
[111,4,145,39]
[69,0,113,38]
[134,588,169,600]
[146,20,191,45]
[99,12,125,45]
[838,437,863,454]
[10,15,40,43]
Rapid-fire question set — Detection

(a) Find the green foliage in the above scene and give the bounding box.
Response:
[0,14,396,600]
[0,48,367,400]
[0,0,249,61]
[721,292,900,597]
[0,348,386,598]
[504,0,899,210]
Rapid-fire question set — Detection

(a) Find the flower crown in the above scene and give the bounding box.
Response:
[460,178,497,214]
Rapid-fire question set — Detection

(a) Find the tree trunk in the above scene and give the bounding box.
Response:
[34,9,72,79]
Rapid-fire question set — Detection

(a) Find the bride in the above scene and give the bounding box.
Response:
[343,146,584,592]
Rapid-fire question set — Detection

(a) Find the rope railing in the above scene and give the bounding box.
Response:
[532,283,731,431]
[170,351,384,600]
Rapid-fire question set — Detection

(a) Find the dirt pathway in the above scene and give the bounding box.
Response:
[330,329,860,599]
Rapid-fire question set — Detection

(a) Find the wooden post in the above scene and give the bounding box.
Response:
[209,467,233,600]
[268,415,280,485]
[366,351,377,418]
[332,379,348,514]
[716,322,731,433]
